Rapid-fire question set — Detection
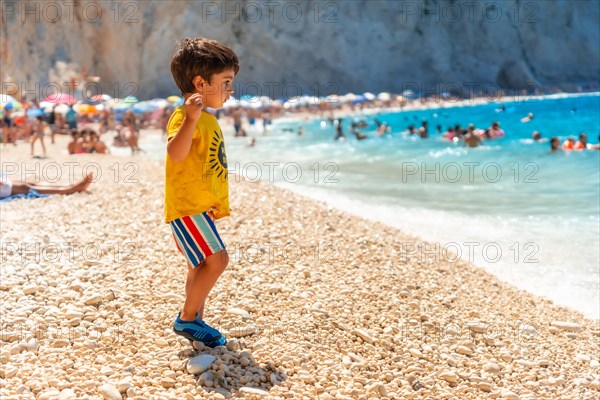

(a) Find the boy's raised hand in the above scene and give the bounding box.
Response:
[184,94,203,120]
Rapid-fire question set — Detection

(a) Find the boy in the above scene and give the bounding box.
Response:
[165,38,238,348]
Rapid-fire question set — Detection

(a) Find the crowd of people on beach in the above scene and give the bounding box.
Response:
[0,98,169,156]
[3,92,599,158]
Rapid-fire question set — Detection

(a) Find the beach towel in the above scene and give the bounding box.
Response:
[0,189,52,203]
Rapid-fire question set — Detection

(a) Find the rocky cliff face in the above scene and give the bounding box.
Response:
[2,0,599,100]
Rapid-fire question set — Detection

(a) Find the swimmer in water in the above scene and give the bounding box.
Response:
[334,119,346,141]
[488,121,505,138]
[531,131,547,143]
[550,137,560,152]
[351,121,367,140]
[574,132,587,150]
[376,122,390,136]
[562,137,575,150]
[521,113,534,123]
[463,125,482,148]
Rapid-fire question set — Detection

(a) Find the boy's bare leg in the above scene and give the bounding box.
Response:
[180,250,229,321]
[185,263,206,319]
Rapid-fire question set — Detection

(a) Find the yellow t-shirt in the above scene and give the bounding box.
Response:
[164,107,229,223]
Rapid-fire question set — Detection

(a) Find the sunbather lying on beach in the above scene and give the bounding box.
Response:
[0,173,93,199]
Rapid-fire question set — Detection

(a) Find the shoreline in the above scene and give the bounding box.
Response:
[218,91,600,321]
[264,180,600,322]
[1,135,599,399]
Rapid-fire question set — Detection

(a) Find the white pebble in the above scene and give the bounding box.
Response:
[98,384,121,400]
[187,354,216,375]
[239,387,269,396]
[500,388,520,399]
[550,321,582,332]
[439,371,458,383]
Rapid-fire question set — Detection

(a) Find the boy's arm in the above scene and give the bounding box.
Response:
[166,94,203,163]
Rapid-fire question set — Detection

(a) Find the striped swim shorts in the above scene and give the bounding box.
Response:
[170,212,226,268]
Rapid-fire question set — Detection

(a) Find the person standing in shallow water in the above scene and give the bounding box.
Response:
[334,119,346,141]
[165,37,238,348]
[550,137,561,152]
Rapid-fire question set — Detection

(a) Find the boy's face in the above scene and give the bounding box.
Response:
[195,69,235,109]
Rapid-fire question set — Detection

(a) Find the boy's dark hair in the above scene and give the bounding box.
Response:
[171,38,239,95]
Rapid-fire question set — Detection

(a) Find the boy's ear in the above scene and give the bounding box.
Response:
[193,75,205,91]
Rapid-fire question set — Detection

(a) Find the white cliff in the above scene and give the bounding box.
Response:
[1,0,598,100]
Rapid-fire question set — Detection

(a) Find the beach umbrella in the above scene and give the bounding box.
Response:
[363,92,376,101]
[402,90,416,99]
[83,94,112,105]
[108,98,132,111]
[123,95,139,104]
[377,92,391,101]
[39,101,55,109]
[1,94,23,111]
[3,101,23,111]
[325,94,340,104]
[151,98,169,109]
[167,95,184,106]
[54,104,69,114]
[43,93,77,104]
[132,100,159,114]
[112,102,131,111]
[352,95,367,104]
[75,104,98,115]
[248,96,264,109]
[26,108,44,118]
[0,94,18,109]
[308,96,322,105]
[342,93,357,103]
[222,97,238,109]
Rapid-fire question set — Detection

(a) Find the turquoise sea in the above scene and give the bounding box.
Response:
[141,93,600,319]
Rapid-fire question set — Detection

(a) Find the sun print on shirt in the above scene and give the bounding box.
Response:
[208,129,227,180]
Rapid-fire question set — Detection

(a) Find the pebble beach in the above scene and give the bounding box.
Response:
[1,134,599,400]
